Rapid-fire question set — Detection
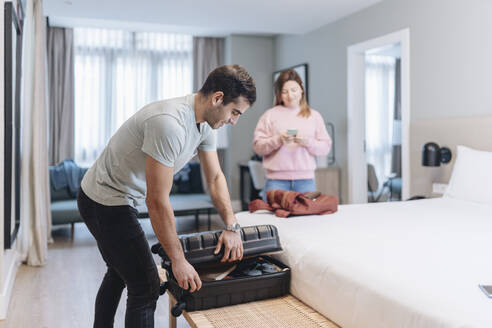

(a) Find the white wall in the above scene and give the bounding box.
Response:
[275,0,492,201]
[224,35,275,200]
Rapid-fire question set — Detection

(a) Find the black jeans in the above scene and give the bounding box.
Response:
[77,188,159,328]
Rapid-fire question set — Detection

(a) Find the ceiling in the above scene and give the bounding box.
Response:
[44,0,382,36]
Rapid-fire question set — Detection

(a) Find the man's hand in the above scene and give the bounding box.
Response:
[172,258,202,293]
[198,150,244,262]
[214,230,244,262]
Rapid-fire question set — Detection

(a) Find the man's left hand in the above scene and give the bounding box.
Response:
[214,230,244,262]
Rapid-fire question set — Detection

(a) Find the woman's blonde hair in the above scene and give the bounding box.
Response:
[273,69,310,118]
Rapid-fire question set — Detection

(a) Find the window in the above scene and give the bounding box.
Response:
[74,28,192,166]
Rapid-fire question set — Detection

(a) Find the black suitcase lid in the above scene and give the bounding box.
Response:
[151,225,282,266]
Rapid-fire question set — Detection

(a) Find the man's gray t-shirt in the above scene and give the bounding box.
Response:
[81,94,216,207]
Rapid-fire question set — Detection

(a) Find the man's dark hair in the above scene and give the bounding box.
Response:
[199,65,256,106]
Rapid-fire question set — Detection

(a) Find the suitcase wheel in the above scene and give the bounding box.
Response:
[171,301,186,317]
[150,243,160,254]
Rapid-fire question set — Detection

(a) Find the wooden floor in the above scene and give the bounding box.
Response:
[0,215,225,328]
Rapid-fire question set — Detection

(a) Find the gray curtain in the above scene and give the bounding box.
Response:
[193,37,224,92]
[193,37,226,188]
[391,58,402,176]
[47,26,74,165]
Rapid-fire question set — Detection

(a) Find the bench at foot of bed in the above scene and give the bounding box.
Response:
[167,292,340,328]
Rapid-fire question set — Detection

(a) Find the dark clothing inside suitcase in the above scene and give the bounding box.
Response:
[230,257,280,276]
[152,225,290,316]
[77,188,160,328]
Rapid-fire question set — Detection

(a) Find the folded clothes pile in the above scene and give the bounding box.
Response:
[249,190,338,217]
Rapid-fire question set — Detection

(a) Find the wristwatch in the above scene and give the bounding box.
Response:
[225,222,241,233]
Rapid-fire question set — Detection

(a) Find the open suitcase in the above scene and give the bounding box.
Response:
[151,225,290,317]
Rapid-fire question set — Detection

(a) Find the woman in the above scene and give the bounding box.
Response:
[253,69,331,198]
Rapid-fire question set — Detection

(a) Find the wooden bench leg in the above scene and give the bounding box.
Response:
[71,223,75,239]
[169,294,177,328]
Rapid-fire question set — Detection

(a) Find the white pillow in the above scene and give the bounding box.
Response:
[444,145,492,205]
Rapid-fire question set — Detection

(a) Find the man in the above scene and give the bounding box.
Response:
[77,65,256,328]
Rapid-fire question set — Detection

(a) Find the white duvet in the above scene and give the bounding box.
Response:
[236,197,492,328]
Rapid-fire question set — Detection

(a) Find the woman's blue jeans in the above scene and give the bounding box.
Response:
[263,178,316,201]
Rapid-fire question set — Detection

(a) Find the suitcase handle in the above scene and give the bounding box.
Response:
[159,282,168,295]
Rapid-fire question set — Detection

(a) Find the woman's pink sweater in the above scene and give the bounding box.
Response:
[253,106,332,180]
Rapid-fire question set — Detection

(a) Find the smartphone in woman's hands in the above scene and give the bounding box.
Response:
[287,129,298,137]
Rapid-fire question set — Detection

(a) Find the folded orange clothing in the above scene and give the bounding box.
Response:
[248,190,338,218]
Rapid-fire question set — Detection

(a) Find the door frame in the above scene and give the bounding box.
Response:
[347,28,410,203]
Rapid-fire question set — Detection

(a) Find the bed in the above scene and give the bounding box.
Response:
[237,198,492,328]
[236,146,492,328]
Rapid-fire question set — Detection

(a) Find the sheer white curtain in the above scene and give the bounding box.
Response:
[74,29,193,166]
[365,55,396,190]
